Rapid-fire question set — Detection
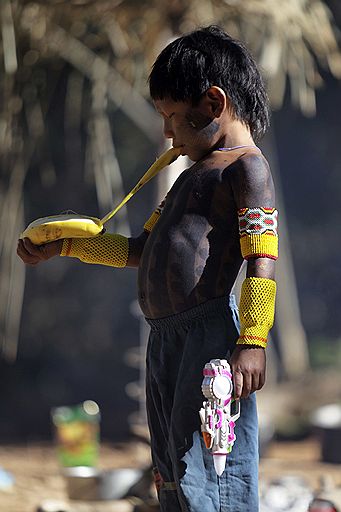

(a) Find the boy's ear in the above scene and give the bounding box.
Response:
[203,86,227,118]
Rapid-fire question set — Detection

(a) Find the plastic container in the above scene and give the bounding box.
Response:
[51,400,100,467]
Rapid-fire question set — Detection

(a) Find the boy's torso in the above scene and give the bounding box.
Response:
[138,148,261,319]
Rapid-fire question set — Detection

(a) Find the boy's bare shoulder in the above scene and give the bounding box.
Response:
[202,148,269,177]
[224,150,275,207]
[226,149,270,180]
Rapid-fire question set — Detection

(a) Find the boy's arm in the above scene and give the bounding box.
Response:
[17,233,147,268]
[229,153,278,399]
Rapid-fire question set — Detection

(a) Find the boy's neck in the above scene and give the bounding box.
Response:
[216,118,255,149]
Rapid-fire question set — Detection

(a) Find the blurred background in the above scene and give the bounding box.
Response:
[0,0,341,510]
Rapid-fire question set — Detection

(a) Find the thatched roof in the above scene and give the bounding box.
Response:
[2,0,340,115]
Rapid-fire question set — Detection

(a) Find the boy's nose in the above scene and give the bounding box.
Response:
[163,119,174,139]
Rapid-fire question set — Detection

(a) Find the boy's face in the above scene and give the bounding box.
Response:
[154,96,223,162]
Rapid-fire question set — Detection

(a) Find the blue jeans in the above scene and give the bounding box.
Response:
[146,296,259,512]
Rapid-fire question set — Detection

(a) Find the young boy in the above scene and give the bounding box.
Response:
[18,26,278,512]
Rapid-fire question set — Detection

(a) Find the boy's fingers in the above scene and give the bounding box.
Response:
[17,239,25,252]
[251,374,260,394]
[17,239,33,258]
[17,240,40,264]
[256,373,265,391]
[241,372,252,398]
[23,237,42,256]
[233,370,243,399]
[258,371,265,390]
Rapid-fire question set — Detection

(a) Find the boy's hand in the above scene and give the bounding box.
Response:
[17,237,63,265]
[230,345,266,399]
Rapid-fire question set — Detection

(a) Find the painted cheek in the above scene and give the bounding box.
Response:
[201,120,220,139]
[179,123,215,149]
[186,111,212,131]
[184,112,220,145]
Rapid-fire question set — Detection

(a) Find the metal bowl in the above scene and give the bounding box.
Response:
[62,466,143,501]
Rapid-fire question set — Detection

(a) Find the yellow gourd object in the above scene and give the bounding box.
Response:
[20,147,181,245]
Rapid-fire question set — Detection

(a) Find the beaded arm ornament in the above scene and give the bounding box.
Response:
[238,207,278,260]
[236,207,278,348]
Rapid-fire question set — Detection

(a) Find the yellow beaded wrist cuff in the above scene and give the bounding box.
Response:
[60,234,129,267]
[144,210,161,232]
[237,277,276,348]
[61,238,72,257]
[143,200,165,233]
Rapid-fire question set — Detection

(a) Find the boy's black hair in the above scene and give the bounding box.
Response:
[149,26,270,140]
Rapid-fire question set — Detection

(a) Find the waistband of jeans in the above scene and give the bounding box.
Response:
[145,295,237,332]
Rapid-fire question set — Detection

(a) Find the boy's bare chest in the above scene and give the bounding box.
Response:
[137,165,242,318]
[160,165,236,230]
[148,172,238,280]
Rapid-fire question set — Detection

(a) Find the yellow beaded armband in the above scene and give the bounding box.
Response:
[237,277,276,348]
[60,233,129,267]
[238,207,278,260]
[143,203,164,233]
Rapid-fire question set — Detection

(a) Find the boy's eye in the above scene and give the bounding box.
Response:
[156,110,175,119]
[162,112,175,119]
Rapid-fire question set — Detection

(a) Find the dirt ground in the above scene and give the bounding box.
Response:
[3,371,341,512]
[0,440,152,512]
[1,436,341,512]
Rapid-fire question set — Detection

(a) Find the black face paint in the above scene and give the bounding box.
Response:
[185,110,220,138]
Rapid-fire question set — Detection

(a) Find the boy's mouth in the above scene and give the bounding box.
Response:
[174,144,185,153]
